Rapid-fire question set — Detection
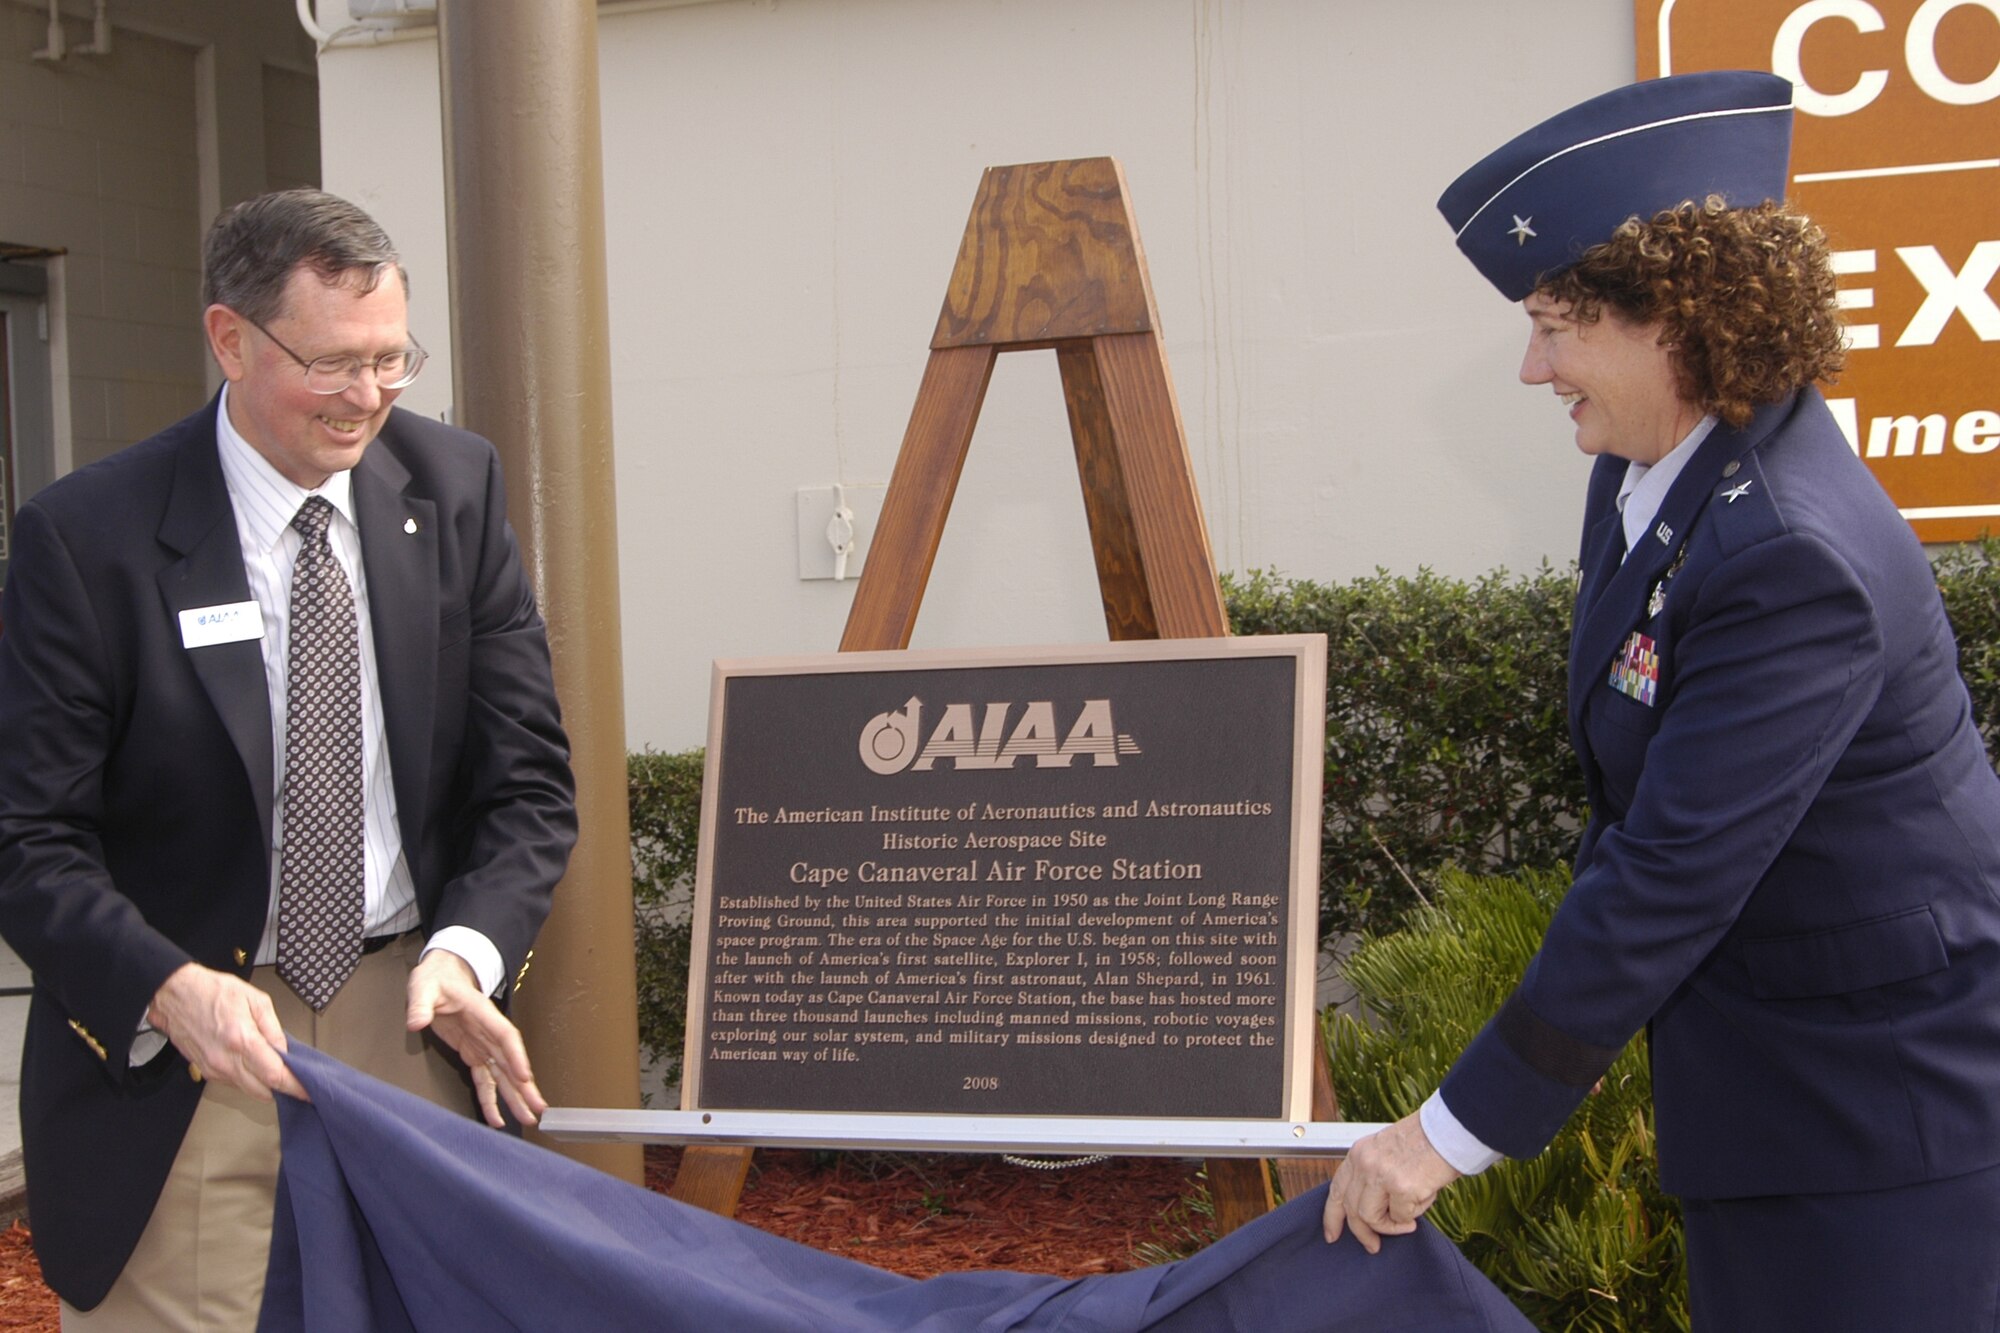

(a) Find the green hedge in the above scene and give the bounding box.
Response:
[1225,566,1580,937]
[629,748,703,1087]
[1934,540,2000,754]
[630,540,2000,1082]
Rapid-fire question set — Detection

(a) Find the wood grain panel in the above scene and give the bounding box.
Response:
[932,158,1159,350]
[1057,341,1158,641]
[1090,332,1228,638]
[667,1144,758,1216]
[1272,1026,1344,1202]
[839,344,999,652]
[1207,1158,1279,1237]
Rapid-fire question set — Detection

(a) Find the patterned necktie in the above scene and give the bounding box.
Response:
[276,496,365,1011]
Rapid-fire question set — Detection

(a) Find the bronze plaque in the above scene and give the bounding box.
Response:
[683,636,1326,1122]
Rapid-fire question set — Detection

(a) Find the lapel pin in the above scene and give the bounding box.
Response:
[1654,520,1673,546]
[1649,543,1689,620]
[404,518,419,534]
[1723,480,1753,504]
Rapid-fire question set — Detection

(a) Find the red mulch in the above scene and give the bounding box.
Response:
[0,1225,54,1332]
[647,1147,1208,1278]
[0,1151,1206,1323]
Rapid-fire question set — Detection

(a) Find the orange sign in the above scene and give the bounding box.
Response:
[1638,0,2000,541]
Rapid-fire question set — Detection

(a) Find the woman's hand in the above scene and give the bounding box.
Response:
[1322,1111,1461,1252]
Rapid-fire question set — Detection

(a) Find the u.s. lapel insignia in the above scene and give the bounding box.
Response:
[1608,630,1660,706]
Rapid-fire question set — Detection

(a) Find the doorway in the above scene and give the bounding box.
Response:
[0,263,56,592]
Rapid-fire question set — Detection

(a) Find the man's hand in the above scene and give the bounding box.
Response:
[147,963,307,1101]
[407,949,546,1130]
[1322,1111,1461,1253]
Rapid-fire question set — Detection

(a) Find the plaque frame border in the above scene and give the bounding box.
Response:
[680,633,1327,1128]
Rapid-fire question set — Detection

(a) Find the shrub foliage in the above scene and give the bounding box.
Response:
[1226,566,1580,937]
[1327,868,1687,1331]
[628,747,703,1087]
[1935,539,2000,757]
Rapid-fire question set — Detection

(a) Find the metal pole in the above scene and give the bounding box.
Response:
[436,0,642,1185]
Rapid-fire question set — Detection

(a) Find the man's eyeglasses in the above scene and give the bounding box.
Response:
[242,312,427,394]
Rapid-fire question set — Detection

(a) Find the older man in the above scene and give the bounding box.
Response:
[0,189,577,1327]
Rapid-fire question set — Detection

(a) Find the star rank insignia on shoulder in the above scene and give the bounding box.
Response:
[1722,479,1754,504]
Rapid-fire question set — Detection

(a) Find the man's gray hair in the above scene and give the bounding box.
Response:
[201,189,407,325]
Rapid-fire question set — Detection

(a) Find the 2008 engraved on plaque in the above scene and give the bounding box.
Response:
[686,637,1325,1122]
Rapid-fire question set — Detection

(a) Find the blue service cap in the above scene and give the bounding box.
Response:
[1438,71,1796,301]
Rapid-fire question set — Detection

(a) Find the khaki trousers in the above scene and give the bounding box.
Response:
[61,934,473,1332]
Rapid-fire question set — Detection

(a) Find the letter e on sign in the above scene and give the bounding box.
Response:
[1638,0,2000,540]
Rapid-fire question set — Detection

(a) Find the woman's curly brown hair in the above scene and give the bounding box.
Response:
[1538,197,1847,427]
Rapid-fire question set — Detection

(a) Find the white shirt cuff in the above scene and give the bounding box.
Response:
[421,926,504,997]
[131,1028,167,1067]
[1420,1090,1504,1175]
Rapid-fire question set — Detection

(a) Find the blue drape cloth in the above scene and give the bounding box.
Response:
[259,1045,1531,1332]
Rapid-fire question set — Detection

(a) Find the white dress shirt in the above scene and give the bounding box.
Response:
[1421,412,1719,1175]
[1616,415,1716,561]
[214,388,501,994]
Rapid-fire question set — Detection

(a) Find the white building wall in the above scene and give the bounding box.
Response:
[317,0,1634,751]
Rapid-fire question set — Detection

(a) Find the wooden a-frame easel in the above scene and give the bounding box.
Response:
[670,157,1339,1236]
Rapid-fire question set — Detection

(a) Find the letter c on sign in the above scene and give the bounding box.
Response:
[1773,0,1889,117]
[1907,0,2000,105]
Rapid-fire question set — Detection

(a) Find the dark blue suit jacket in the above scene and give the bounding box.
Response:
[0,398,577,1307]
[1441,388,2000,1200]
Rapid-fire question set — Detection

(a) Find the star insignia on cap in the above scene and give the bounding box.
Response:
[1509,215,1537,246]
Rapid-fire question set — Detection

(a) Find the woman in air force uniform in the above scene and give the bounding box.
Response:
[1322,71,2000,1328]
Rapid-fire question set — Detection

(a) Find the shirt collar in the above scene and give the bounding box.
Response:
[214,383,358,553]
[1617,414,1716,558]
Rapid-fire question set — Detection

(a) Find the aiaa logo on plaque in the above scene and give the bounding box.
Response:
[859,698,1141,774]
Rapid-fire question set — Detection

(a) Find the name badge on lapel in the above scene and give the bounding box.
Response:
[1608,631,1660,706]
[179,601,265,649]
